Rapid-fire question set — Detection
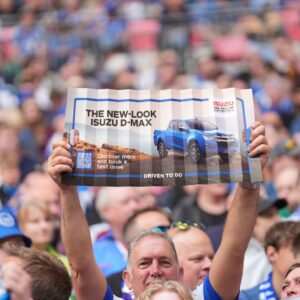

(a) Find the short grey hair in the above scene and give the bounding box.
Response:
[127,229,179,271]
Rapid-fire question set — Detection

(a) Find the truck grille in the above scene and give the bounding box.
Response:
[216,135,236,147]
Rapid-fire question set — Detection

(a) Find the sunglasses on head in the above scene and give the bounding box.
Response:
[171,220,206,231]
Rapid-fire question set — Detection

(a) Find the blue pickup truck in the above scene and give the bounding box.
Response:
[153,119,239,163]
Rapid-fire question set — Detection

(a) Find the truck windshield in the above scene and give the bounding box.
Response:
[186,120,218,131]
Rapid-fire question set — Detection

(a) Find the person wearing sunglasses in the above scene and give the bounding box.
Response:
[168,221,214,293]
[48,121,270,300]
[107,207,173,298]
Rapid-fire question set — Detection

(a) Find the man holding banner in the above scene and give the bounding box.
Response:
[48,121,269,300]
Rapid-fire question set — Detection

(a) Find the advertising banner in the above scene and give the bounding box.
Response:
[62,87,263,186]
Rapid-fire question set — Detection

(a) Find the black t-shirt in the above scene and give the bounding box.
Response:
[172,195,227,228]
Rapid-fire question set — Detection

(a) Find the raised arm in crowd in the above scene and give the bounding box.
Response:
[48,121,270,300]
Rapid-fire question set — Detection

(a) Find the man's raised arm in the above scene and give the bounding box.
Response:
[48,140,108,300]
[209,121,270,300]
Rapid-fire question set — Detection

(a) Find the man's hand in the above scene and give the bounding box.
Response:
[47,141,74,187]
[247,121,270,170]
[1,261,32,300]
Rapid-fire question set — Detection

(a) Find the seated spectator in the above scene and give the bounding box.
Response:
[240,221,300,299]
[137,280,192,300]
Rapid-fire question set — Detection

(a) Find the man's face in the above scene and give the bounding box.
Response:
[274,245,296,279]
[123,235,180,297]
[170,227,214,289]
[282,267,300,298]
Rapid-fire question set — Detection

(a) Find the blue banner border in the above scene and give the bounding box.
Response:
[69,97,253,178]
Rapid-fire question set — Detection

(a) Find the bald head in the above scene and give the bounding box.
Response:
[168,226,214,289]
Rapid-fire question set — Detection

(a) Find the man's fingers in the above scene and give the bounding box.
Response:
[248,134,267,154]
[51,145,72,159]
[250,121,263,130]
[248,143,270,158]
[49,155,73,168]
[49,162,73,174]
[250,123,265,142]
[52,140,71,151]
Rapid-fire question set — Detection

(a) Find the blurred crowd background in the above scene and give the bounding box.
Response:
[1,0,300,298]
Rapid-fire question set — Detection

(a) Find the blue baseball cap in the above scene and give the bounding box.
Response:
[0,209,31,247]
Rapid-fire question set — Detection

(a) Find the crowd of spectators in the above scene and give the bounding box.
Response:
[1,0,300,299]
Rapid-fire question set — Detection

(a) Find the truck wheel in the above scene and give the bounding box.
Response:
[188,142,201,163]
[157,140,168,159]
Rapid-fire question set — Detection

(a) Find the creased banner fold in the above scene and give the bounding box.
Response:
[62,87,263,186]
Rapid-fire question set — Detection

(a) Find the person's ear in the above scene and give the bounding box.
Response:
[123,268,133,290]
[266,245,277,264]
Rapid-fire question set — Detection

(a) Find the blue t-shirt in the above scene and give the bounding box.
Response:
[239,272,278,300]
[93,230,127,277]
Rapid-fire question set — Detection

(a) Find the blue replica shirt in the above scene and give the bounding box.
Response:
[93,230,127,277]
[239,272,278,300]
[103,276,222,300]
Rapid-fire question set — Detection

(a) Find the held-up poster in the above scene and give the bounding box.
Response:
[62,87,263,186]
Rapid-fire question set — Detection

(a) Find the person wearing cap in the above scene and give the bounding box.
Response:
[0,208,31,248]
[240,195,287,290]
[240,221,300,299]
